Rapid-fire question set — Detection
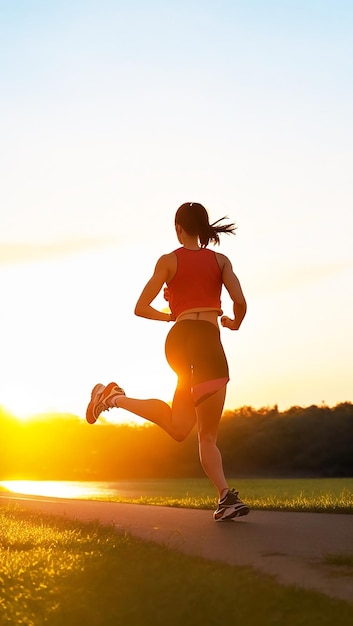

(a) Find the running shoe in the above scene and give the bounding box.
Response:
[213,489,250,522]
[86,381,125,424]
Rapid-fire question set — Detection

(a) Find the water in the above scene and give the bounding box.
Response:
[0,478,216,501]
[0,480,126,500]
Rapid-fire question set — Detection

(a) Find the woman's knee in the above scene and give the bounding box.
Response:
[198,429,217,446]
[173,419,196,442]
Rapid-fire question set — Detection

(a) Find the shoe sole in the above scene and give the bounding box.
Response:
[214,505,250,522]
[86,383,105,424]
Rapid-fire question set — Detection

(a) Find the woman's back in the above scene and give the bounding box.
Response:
[167,247,223,319]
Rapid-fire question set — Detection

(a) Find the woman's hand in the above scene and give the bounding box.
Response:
[221,315,240,330]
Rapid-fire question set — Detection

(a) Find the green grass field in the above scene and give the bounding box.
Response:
[1,503,353,626]
[90,477,353,514]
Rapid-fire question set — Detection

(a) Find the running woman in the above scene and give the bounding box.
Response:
[86,202,249,521]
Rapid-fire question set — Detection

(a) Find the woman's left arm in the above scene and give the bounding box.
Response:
[218,254,247,330]
[134,255,173,322]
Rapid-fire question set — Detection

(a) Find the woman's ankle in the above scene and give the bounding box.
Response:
[219,487,229,500]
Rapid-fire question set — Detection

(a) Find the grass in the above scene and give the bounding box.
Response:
[1,503,353,626]
[87,477,353,514]
[323,553,353,569]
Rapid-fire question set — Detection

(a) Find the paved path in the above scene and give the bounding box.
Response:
[1,494,353,605]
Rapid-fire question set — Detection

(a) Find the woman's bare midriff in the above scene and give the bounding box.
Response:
[176,308,221,328]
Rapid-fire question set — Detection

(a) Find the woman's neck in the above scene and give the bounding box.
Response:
[180,233,200,250]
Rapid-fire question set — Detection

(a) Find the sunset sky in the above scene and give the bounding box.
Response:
[1,0,352,422]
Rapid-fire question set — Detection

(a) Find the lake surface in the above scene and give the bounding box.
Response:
[0,480,130,499]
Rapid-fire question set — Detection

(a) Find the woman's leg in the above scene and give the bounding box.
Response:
[112,383,197,442]
[195,385,228,499]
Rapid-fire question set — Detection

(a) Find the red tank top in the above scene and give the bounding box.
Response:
[167,247,222,319]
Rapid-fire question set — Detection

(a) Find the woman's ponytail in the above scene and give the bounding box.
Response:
[175,202,236,247]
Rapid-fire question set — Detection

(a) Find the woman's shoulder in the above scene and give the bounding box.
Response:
[214,251,231,271]
[156,251,178,283]
[156,251,177,266]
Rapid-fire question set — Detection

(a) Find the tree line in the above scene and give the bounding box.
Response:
[1,402,352,480]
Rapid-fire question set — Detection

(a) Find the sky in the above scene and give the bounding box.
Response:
[0,0,352,422]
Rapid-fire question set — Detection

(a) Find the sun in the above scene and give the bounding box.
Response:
[2,404,31,421]
[1,396,52,422]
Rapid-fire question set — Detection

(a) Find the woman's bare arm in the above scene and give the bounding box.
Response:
[219,255,247,330]
[134,255,173,322]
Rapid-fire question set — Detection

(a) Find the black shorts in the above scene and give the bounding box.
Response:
[165,320,229,405]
